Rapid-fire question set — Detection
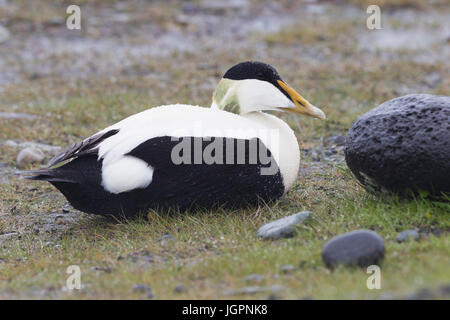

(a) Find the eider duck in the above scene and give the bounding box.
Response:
[25,61,325,216]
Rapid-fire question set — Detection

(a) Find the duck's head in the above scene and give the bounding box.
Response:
[211,61,326,120]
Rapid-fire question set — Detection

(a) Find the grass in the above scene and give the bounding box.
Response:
[0,0,449,299]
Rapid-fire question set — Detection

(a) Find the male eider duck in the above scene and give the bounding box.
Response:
[25,61,325,216]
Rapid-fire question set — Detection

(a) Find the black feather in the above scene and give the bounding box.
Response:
[48,129,119,167]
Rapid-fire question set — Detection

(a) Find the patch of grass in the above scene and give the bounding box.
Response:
[1,170,449,298]
[264,18,359,50]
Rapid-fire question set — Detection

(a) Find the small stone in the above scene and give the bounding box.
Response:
[62,205,70,213]
[333,135,346,146]
[423,73,442,88]
[16,147,45,169]
[311,150,322,162]
[257,211,311,240]
[0,112,37,120]
[404,288,435,300]
[0,232,20,240]
[396,229,419,243]
[0,25,10,44]
[174,285,187,294]
[224,286,266,296]
[157,233,175,242]
[438,284,450,297]
[280,264,296,274]
[244,274,264,283]
[270,285,285,293]
[132,284,154,298]
[378,292,394,300]
[91,266,112,273]
[322,230,385,269]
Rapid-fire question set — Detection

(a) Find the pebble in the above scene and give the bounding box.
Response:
[132,284,154,298]
[438,284,450,297]
[280,265,296,274]
[404,288,435,300]
[396,229,420,243]
[322,230,385,269]
[174,285,187,294]
[224,286,266,296]
[333,135,346,146]
[0,112,37,120]
[0,25,10,44]
[244,274,264,283]
[257,211,311,240]
[16,147,45,169]
[0,232,20,241]
[91,266,112,273]
[224,285,284,296]
[5,140,61,155]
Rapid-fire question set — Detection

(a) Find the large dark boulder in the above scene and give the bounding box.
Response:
[345,94,450,198]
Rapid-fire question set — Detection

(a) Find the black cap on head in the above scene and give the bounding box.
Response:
[223,61,291,101]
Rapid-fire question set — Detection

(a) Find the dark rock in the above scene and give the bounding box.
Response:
[280,264,296,274]
[333,135,346,146]
[257,211,311,240]
[396,229,420,243]
[244,274,264,283]
[267,293,280,300]
[174,285,187,294]
[91,266,112,273]
[322,230,385,269]
[437,284,450,297]
[327,135,346,146]
[132,284,154,298]
[345,94,450,198]
[404,288,435,300]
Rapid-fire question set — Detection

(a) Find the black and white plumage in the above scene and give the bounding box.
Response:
[25,61,325,216]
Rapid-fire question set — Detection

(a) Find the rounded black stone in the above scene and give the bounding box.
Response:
[322,230,385,269]
[345,94,450,198]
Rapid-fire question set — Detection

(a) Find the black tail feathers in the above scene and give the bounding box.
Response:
[17,168,77,183]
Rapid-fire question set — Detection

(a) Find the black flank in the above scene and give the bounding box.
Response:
[30,136,285,216]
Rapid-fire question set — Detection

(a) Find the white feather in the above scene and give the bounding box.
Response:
[236,79,295,113]
[101,155,154,194]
